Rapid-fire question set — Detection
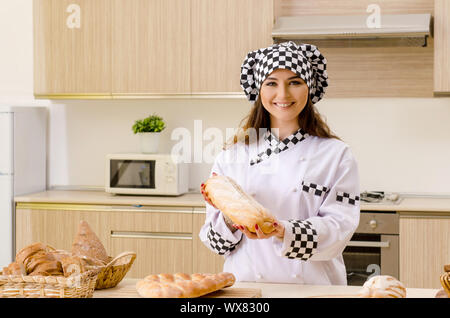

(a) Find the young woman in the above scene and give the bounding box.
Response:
[199,41,360,285]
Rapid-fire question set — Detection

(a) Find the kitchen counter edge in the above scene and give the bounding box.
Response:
[14,190,450,214]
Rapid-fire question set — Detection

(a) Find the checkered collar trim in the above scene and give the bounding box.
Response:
[249,128,308,166]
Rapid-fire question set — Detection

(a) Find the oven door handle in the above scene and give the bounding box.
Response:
[346,240,390,248]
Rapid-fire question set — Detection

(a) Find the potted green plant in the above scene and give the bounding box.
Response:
[132,114,166,153]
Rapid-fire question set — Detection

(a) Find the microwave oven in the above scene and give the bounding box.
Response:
[105,153,189,196]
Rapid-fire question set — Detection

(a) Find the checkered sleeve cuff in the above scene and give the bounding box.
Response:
[282,220,318,261]
[206,224,242,256]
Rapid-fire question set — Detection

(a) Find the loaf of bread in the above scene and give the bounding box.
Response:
[204,175,276,234]
[72,220,110,264]
[357,275,406,298]
[1,243,98,277]
[15,242,52,265]
[25,251,64,276]
[2,261,26,276]
[136,272,236,298]
[440,272,450,297]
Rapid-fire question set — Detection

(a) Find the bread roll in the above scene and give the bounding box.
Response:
[2,262,26,276]
[29,260,63,276]
[204,175,276,233]
[25,251,56,274]
[136,272,235,298]
[72,220,109,263]
[440,272,450,297]
[357,275,406,298]
[15,242,49,265]
[4,241,98,278]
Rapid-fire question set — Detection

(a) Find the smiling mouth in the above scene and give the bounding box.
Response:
[274,102,295,108]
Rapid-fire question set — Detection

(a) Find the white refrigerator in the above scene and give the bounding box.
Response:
[0,106,47,267]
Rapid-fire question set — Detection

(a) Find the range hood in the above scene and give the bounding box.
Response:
[272,14,432,47]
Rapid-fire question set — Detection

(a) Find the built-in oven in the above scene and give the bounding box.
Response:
[343,211,399,286]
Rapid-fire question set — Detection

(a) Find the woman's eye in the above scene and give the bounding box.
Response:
[265,81,302,86]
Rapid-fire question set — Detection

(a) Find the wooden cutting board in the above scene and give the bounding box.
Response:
[202,287,261,298]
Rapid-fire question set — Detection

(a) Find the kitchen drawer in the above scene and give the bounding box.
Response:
[110,233,193,278]
[108,206,193,233]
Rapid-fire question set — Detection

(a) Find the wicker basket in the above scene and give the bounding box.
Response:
[95,251,136,290]
[0,268,100,298]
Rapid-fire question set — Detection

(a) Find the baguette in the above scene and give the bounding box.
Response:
[204,175,276,234]
[136,272,235,298]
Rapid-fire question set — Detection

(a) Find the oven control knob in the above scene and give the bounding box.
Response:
[369,219,377,229]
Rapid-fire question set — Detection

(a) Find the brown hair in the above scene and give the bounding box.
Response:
[225,95,340,149]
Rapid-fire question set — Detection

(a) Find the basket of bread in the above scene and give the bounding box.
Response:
[0,242,100,298]
[0,220,136,297]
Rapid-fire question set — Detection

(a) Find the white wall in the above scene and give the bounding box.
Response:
[2,0,450,195]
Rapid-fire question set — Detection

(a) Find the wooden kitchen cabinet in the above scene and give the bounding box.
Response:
[434,0,450,94]
[34,0,273,98]
[274,0,435,97]
[399,214,450,289]
[191,0,273,94]
[112,0,191,96]
[33,0,112,98]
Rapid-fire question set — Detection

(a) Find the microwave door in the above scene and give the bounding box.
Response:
[110,160,156,189]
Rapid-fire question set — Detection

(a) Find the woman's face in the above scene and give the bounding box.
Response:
[259,68,308,128]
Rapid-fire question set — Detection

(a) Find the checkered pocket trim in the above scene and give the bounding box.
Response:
[336,192,360,206]
[284,220,318,261]
[301,181,329,197]
[207,225,241,255]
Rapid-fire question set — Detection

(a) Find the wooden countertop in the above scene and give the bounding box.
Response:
[93,278,440,298]
[14,190,206,208]
[14,190,450,214]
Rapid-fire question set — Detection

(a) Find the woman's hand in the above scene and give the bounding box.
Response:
[234,222,285,240]
[200,172,218,208]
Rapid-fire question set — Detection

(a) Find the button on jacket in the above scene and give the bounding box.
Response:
[199,128,360,285]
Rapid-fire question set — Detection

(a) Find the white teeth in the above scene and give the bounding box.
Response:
[275,102,294,107]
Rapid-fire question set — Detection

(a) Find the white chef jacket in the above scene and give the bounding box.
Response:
[199,128,360,285]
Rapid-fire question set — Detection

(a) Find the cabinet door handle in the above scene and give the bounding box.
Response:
[111,231,192,240]
[346,240,390,248]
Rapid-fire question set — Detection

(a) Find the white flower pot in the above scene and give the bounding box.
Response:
[139,132,161,153]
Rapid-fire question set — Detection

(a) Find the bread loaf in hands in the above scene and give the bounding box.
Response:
[204,175,276,234]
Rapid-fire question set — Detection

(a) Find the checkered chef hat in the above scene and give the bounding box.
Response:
[240,41,328,104]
